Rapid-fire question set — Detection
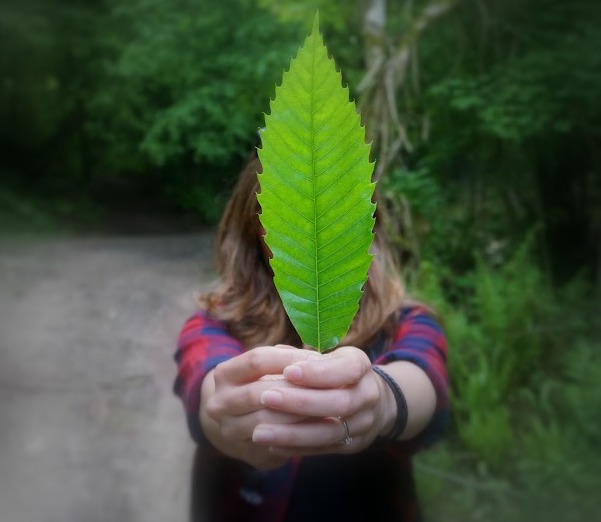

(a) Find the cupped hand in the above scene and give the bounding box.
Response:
[251,346,393,456]
[202,345,316,469]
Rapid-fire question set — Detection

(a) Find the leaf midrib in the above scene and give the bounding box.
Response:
[310,33,320,349]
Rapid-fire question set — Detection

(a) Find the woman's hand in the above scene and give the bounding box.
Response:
[200,345,316,470]
[251,346,395,457]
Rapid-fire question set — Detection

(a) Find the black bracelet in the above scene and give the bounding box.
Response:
[372,365,408,440]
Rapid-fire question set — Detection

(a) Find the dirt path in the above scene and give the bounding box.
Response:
[0,233,215,522]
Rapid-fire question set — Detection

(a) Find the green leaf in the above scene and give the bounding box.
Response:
[258,15,375,351]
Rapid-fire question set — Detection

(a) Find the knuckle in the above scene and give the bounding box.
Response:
[358,410,374,431]
[357,350,372,368]
[365,380,380,406]
[311,363,327,381]
[349,360,364,383]
[247,349,264,373]
[295,393,309,411]
[347,353,369,383]
[242,386,257,408]
[219,420,235,440]
[205,396,222,419]
[338,392,354,417]
[256,408,270,424]
[212,363,227,385]
[277,427,300,446]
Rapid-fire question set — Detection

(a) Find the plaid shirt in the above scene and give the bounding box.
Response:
[174,307,449,522]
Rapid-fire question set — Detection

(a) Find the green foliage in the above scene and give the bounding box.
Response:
[258,17,375,351]
[379,166,446,274]
[418,240,552,465]
[0,184,99,236]
[382,168,442,219]
[0,0,308,221]
[414,0,601,282]
[259,0,352,27]
[411,241,599,520]
[514,355,601,519]
[420,0,601,140]
[92,0,302,170]
[2,0,600,515]
[429,15,601,142]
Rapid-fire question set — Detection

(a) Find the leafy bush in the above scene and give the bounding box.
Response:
[414,238,590,466]
[91,0,302,172]
[409,238,599,520]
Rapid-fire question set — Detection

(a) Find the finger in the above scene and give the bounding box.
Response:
[282,346,371,388]
[259,386,357,418]
[214,346,316,384]
[252,416,348,447]
[221,410,309,442]
[266,411,374,456]
[213,379,299,416]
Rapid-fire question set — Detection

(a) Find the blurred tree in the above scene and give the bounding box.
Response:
[419,0,601,285]
[358,0,465,179]
[84,0,303,219]
[0,0,302,220]
[1,0,599,278]
[93,0,300,169]
[0,0,106,192]
[273,0,601,287]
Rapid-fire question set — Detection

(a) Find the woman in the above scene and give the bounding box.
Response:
[174,156,449,521]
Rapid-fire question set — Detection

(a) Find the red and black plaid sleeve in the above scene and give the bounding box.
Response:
[174,310,244,444]
[375,306,449,452]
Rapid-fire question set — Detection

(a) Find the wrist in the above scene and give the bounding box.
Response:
[373,366,397,437]
[372,365,409,440]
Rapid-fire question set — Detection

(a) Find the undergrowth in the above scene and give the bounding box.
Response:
[410,238,600,521]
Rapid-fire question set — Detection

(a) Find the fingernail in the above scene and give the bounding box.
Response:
[261,390,283,406]
[253,428,275,443]
[283,365,302,380]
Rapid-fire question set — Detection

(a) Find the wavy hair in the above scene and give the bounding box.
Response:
[199,156,405,350]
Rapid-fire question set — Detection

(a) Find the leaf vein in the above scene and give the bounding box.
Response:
[317,227,370,263]
[319,260,370,289]
[264,203,314,240]
[314,125,360,169]
[267,116,312,153]
[315,154,365,198]
[319,296,360,314]
[318,243,371,276]
[264,188,314,226]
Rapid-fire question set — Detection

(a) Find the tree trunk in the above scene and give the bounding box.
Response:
[360,0,387,161]
[359,0,467,179]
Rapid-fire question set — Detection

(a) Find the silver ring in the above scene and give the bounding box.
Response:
[337,416,352,445]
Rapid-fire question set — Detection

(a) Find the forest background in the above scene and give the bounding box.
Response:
[1,0,600,520]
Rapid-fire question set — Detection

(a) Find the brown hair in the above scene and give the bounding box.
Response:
[199,156,405,350]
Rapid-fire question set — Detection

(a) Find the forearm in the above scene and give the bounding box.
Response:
[374,360,437,440]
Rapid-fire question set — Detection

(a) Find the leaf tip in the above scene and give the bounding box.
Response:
[312,11,320,36]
